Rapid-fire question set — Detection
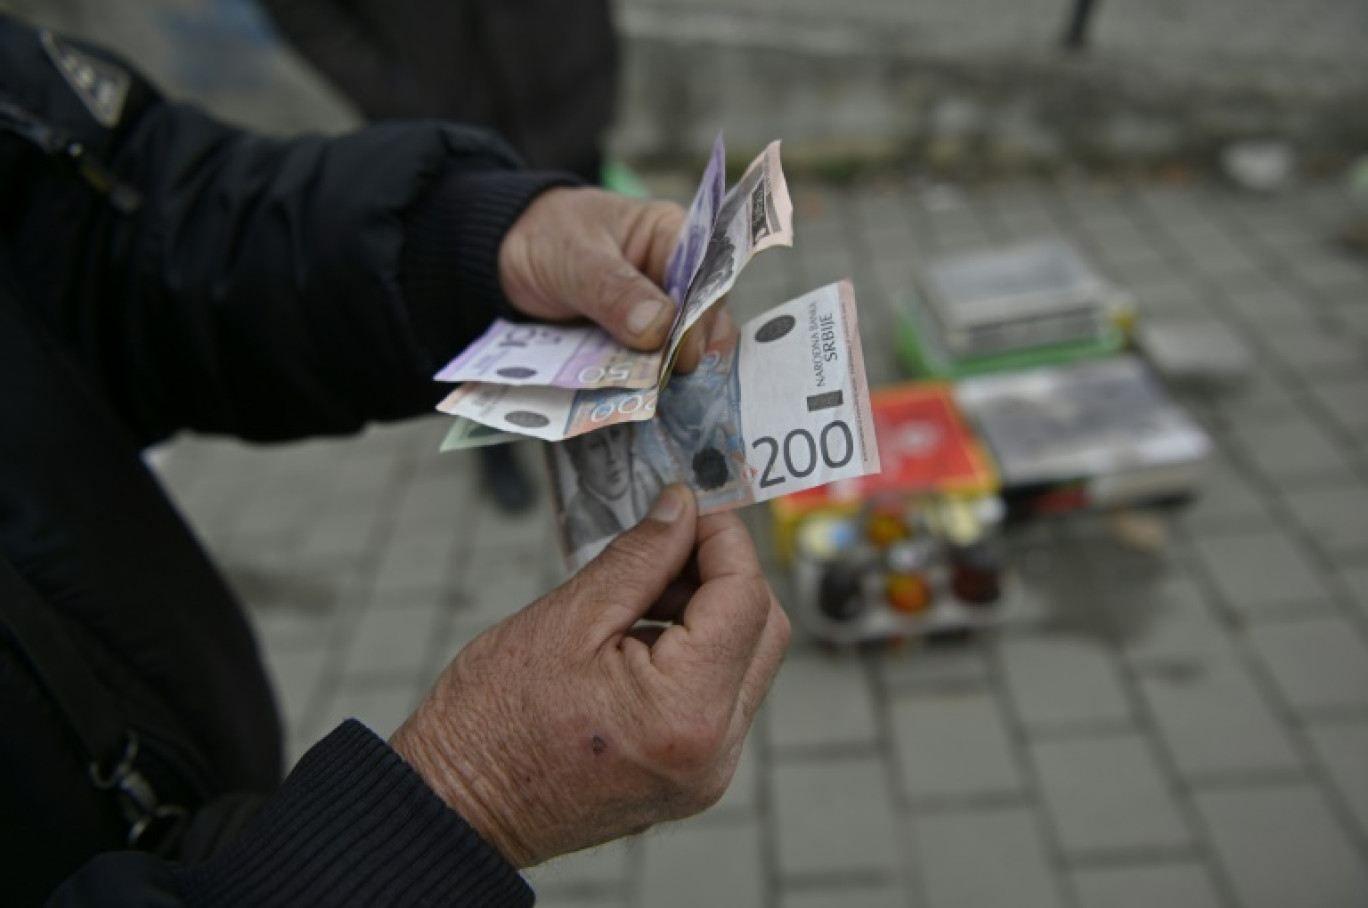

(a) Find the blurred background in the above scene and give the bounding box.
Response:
[6,0,1366,905]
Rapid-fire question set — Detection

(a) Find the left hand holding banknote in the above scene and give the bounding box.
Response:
[390,485,790,868]
[499,187,732,374]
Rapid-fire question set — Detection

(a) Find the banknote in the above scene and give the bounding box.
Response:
[432,133,728,392]
[663,131,727,305]
[548,280,880,568]
[436,140,795,438]
[439,418,520,451]
[661,139,793,381]
[437,381,661,443]
[433,321,661,390]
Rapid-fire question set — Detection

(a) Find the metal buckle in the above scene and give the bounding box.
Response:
[89,731,188,853]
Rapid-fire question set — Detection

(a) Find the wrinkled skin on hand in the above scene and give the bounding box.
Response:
[498,187,733,374]
[389,485,790,867]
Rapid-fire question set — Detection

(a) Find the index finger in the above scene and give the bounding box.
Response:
[674,304,737,375]
[654,513,772,687]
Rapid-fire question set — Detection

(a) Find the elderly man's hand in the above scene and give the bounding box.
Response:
[389,485,790,867]
[498,187,732,374]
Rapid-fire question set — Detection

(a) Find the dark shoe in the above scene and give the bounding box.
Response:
[480,446,535,514]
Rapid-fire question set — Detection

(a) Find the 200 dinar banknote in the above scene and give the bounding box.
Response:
[547,280,880,567]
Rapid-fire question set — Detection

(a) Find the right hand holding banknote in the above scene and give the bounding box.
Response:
[390,485,790,868]
[498,186,732,375]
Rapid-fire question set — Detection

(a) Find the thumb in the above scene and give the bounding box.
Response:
[570,244,678,352]
[568,485,697,636]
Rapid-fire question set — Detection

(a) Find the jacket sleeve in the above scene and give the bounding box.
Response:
[0,14,574,446]
[45,721,536,908]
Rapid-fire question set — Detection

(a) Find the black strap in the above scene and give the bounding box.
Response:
[0,94,142,213]
[0,557,189,852]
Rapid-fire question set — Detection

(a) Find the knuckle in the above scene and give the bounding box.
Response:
[678,769,730,815]
[602,523,668,577]
[650,709,729,778]
[742,574,774,614]
[593,260,647,313]
[775,608,794,648]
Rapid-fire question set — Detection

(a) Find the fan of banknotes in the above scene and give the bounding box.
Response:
[433,134,882,567]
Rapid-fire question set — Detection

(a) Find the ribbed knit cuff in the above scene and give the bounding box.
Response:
[399,167,579,368]
[173,720,534,907]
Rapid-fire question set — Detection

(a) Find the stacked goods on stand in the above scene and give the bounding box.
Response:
[955,356,1213,522]
[896,239,1132,380]
[777,239,1214,648]
[770,384,1006,646]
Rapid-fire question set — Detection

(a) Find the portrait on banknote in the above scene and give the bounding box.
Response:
[689,231,738,319]
[655,348,745,491]
[554,422,666,556]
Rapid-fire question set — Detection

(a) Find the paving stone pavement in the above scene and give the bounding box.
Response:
[615,0,1368,93]
[152,175,1368,907]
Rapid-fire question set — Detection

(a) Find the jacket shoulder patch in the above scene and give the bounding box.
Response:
[40,30,130,128]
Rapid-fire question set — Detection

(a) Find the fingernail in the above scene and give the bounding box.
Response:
[627,299,669,339]
[649,486,685,523]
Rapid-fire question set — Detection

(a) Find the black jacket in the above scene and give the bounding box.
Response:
[1,13,567,905]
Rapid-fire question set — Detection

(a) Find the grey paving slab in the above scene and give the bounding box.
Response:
[1136,656,1302,781]
[1289,252,1368,293]
[1197,784,1368,908]
[262,645,328,735]
[782,884,911,908]
[1306,720,1368,842]
[911,807,1066,908]
[388,472,475,536]
[370,533,461,595]
[877,645,993,693]
[1307,374,1368,442]
[450,546,562,628]
[532,895,625,908]
[1340,566,1368,623]
[309,681,422,742]
[527,841,632,892]
[766,654,879,752]
[1268,328,1368,380]
[1207,370,1302,421]
[294,506,381,563]
[1032,733,1195,859]
[1122,277,1215,319]
[640,821,764,908]
[1229,410,1359,485]
[1220,284,1325,327]
[1104,571,1228,664]
[340,593,445,679]
[1174,458,1275,531]
[772,757,903,878]
[1282,483,1368,560]
[890,691,1025,804]
[713,728,761,816]
[998,636,1133,732]
[1248,617,1368,714]
[1192,529,1336,616]
[246,597,343,657]
[1330,303,1368,342]
[1071,861,1224,908]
